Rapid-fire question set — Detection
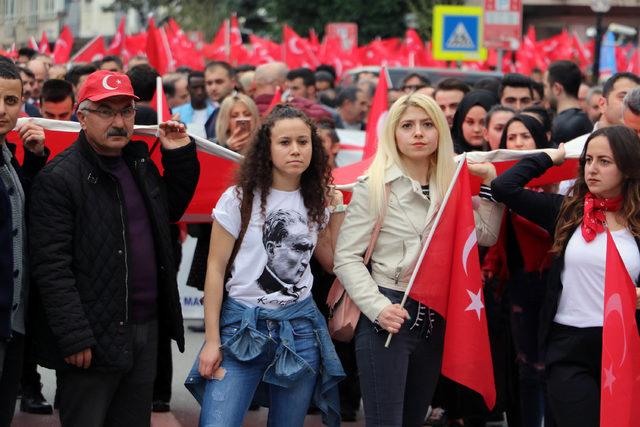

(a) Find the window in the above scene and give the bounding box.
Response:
[5,0,16,18]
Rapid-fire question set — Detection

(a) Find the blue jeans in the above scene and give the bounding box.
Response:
[200,317,320,427]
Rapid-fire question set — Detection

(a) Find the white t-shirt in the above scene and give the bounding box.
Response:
[213,186,326,309]
[555,227,640,327]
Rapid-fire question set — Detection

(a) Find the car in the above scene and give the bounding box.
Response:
[340,66,504,89]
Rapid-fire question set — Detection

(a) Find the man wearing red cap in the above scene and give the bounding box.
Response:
[27,70,200,426]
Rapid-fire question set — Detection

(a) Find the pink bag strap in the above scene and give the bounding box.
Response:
[362,183,391,264]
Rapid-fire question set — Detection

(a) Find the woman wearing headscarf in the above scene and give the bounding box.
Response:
[451,89,500,154]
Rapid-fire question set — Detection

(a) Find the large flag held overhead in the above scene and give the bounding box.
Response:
[600,231,640,427]
[405,159,496,409]
[9,118,239,222]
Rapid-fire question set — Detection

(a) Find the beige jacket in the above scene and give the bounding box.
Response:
[333,164,504,322]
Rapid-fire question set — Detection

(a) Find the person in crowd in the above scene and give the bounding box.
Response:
[584,86,603,124]
[204,61,236,107]
[622,87,640,137]
[286,68,316,100]
[173,70,215,139]
[26,59,49,105]
[253,62,288,115]
[66,64,98,96]
[191,105,344,426]
[545,60,592,144]
[333,93,503,427]
[578,82,590,111]
[522,105,553,142]
[531,81,545,106]
[48,65,67,81]
[163,72,190,110]
[491,125,640,427]
[236,70,255,97]
[28,70,199,427]
[0,61,49,426]
[126,64,161,125]
[315,70,335,93]
[40,79,75,121]
[598,72,640,129]
[315,70,337,108]
[473,77,501,99]
[530,68,544,84]
[17,66,40,118]
[401,73,431,95]
[334,86,369,130]
[484,105,516,150]
[214,93,260,154]
[127,54,149,70]
[433,78,470,128]
[500,73,534,112]
[451,89,499,153]
[316,119,340,170]
[16,48,36,66]
[485,114,555,427]
[99,55,124,73]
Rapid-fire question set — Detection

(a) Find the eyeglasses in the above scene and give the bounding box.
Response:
[82,106,136,120]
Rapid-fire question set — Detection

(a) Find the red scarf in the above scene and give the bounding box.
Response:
[581,192,623,242]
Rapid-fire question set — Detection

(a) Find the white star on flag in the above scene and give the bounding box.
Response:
[465,288,484,321]
[604,364,616,395]
[116,79,122,85]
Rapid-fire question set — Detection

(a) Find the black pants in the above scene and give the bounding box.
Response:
[334,339,361,413]
[57,320,158,427]
[545,323,602,427]
[355,287,445,427]
[152,323,172,402]
[0,333,25,427]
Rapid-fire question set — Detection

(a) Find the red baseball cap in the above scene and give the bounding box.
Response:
[77,70,140,104]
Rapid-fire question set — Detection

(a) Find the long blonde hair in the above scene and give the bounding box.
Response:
[366,93,456,214]
[215,93,260,148]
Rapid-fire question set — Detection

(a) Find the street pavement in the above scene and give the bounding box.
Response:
[12,319,365,427]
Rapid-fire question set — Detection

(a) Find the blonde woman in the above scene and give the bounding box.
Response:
[215,93,260,154]
[333,93,503,426]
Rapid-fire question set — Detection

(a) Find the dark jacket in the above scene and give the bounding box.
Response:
[29,132,199,371]
[491,153,640,350]
[0,142,48,340]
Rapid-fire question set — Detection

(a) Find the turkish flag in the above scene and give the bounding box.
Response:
[600,231,640,427]
[10,118,239,222]
[283,25,319,69]
[407,160,496,409]
[71,35,106,63]
[317,35,356,78]
[362,67,388,159]
[108,17,126,55]
[28,36,39,51]
[248,34,282,65]
[53,25,74,64]
[122,32,147,63]
[146,18,172,75]
[165,18,204,70]
[39,31,51,55]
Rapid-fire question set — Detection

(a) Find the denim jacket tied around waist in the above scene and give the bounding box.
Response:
[185,296,345,427]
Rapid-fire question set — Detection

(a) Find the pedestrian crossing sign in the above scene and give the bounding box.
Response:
[432,5,487,61]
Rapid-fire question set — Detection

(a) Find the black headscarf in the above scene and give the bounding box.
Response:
[499,113,552,149]
[451,89,500,154]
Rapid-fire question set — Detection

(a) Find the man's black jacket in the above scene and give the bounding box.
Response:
[29,131,199,371]
[0,142,48,340]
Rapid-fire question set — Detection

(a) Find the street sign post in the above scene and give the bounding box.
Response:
[484,0,523,51]
[432,5,487,61]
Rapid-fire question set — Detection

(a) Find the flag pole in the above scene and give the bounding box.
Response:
[155,76,162,136]
[384,155,466,348]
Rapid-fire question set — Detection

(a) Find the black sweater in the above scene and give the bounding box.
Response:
[491,153,640,349]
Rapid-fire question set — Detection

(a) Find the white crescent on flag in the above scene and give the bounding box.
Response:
[288,37,304,55]
[462,229,478,276]
[605,292,628,366]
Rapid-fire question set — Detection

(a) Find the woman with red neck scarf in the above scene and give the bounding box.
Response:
[490,125,640,427]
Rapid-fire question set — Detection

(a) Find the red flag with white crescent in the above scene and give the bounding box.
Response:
[39,31,51,55]
[53,25,74,64]
[10,118,239,223]
[70,35,106,63]
[601,231,640,427]
[407,159,496,409]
